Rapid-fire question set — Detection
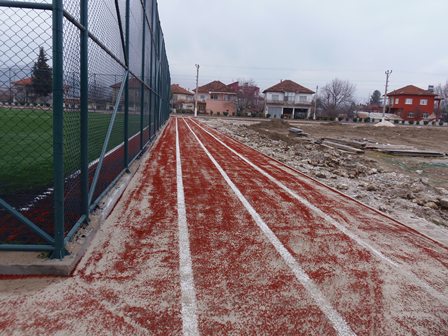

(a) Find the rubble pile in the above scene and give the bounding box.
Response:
[204,119,448,229]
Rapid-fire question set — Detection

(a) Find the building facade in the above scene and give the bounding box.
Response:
[171,84,194,112]
[194,80,237,116]
[263,80,315,119]
[387,85,442,121]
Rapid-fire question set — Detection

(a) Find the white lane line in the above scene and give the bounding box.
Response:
[183,118,355,336]
[176,118,200,336]
[189,118,448,305]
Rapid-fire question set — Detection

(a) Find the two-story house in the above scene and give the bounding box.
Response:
[387,85,443,121]
[11,77,33,104]
[171,84,194,112]
[194,80,237,116]
[263,80,315,119]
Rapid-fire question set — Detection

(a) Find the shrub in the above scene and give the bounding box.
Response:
[416,120,420,125]
[338,117,343,121]
[394,120,399,124]
[424,120,429,125]
[353,118,358,122]
[409,120,414,125]
[439,121,444,126]
[401,120,405,124]
[364,118,370,123]
[223,111,229,116]
[266,113,271,118]
[432,121,436,125]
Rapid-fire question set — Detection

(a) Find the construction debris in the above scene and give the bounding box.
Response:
[288,127,308,137]
[322,140,364,154]
[376,149,445,157]
[203,118,448,234]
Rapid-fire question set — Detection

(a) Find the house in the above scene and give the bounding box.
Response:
[11,77,33,104]
[171,84,194,112]
[387,85,443,121]
[263,80,315,119]
[111,77,143,112]
[11,77,54,104]
[194,80,237,116]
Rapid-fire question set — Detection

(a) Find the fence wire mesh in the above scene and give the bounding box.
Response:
[0,0,171,256]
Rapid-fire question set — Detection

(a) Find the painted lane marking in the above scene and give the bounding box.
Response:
[183,118,355,336]
[189,118,448,305]
[176,118,200,336]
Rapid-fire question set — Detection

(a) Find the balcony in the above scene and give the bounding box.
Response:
[265,98,311,106]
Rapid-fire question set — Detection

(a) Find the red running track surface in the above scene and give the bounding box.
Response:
[0,116,447,335]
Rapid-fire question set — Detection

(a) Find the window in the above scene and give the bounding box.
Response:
[284,92,295,102]
[200,95,205,100]
[408,112,414,118]
[420,99,428,105]
[299,96,307,103]
[211,93,218,100]
[395,98,399,104]
[405,98,413,105]
[272,94,279,101]
[423,112,429,118]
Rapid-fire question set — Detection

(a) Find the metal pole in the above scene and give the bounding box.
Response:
[8,67,12,103]
[124,0,130,171]
[194,64,199,117]
[313,85,318,120]
[80,0,89,221]
[382,70,392,121]
[140,0,147,150]
[51,0,67,259]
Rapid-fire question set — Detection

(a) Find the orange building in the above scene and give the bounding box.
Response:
[387,85,442,121]
[194,81,237,116]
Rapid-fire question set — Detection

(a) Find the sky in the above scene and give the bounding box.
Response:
[158,0,448,102]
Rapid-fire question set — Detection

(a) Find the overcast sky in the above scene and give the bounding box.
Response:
[158,0,448,102]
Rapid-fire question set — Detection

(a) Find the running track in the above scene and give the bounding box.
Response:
[0,116,447,335]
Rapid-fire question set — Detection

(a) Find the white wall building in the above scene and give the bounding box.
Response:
[263,80,315,119]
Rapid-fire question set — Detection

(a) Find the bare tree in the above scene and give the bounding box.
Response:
[233,79,263,116]
[319,78,356,118]
[434,81,448,120]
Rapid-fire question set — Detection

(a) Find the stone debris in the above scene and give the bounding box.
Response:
[203,118,448,230]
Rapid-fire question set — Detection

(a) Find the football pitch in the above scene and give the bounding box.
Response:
[0,108,141,195]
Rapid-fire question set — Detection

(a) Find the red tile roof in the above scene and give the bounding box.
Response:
[12,77,32,86]
[195,80,236,94]
[387,85,436,96]
[263,80,314,94]
[171,84,194,95]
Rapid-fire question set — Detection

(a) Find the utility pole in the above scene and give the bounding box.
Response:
[382,70,392,121]
[194,64,200,117]
[313,85,318,120]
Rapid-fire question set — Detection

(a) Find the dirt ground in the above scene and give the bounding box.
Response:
[201,118,448,236]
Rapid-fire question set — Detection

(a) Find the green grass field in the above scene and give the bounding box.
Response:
[0,108,141,195]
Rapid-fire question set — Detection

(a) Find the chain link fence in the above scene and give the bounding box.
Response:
[0,0,171,258]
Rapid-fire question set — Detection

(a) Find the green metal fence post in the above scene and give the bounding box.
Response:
[124,0,130,171]
[51,0,67,259]
[140,0,147,151]
[80,0,89,220]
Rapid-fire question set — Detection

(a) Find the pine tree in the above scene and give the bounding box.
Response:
[370,90,382,105]
[31,47,52,97]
